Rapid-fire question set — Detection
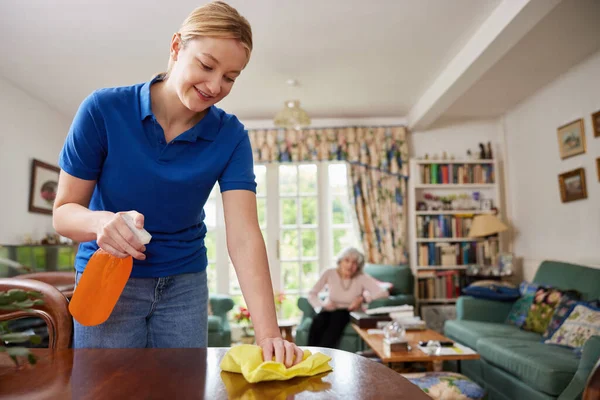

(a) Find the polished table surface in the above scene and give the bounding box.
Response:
[0,347,429,399]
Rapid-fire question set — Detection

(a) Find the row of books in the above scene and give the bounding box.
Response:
[420,164,494,184]
[418,241,493,266]
[416,215,474,239]
[417,270,464,299]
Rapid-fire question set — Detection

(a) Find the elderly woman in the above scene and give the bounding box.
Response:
[307,247,389,348]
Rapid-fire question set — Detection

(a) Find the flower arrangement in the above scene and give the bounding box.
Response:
[274,292,286,312]
[234,306,251,325]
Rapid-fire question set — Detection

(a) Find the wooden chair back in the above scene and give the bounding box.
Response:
[16,271,75,299]
[0,278,72,349]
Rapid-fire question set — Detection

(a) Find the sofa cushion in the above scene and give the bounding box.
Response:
[523,287,581,334]
[505,294,535,328]
[544,302,600,350]
[462,280,520,302]
[444,320,540,350]
[477,337,579,396]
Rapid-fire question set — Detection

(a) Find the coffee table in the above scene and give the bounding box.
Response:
[351,324,479,371]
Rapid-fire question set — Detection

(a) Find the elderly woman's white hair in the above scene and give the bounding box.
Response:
[335,246,366,274]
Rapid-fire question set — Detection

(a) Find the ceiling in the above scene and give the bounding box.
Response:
[443,0,600,120]
[0,0,499,121]
[0,0,598,127]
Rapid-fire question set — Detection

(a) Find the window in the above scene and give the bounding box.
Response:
[204,187,218,294]
[205,162,360,322]
[279,164,320,321]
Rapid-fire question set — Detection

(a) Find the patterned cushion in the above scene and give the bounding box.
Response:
[519,281,541,296]
[462,280,520,302]
[403,372,485,400]
[542,295,594,339]
[524,287,580,334]
[505,294,535,328]
[544,303,600,350]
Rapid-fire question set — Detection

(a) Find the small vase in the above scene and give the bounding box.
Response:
[241,325,255,344]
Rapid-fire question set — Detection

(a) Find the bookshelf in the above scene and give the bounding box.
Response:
[408,155,504,312]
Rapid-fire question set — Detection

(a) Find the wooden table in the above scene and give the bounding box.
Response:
[352,324,479,367]
[0,347,430,399]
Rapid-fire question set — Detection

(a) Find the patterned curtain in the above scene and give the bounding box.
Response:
[248,126,408,265]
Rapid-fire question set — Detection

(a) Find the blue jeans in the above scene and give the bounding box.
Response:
[73,270,208,348]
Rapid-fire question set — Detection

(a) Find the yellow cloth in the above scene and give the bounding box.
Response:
[220,344,333,383]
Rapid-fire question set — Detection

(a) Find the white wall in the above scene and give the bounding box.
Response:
[503,50,600,279]
[0,77,71,244]
[410,119,500,160]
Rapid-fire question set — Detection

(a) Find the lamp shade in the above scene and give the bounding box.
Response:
[468,214,508,238]
[274,100,311,130]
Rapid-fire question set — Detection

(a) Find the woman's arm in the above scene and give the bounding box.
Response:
[360,273,390,302]
[53,170,146,259]
[222,189,303,367]
[307,270,330,310]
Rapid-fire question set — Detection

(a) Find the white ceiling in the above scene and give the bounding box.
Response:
[444,0,600,120]
[0,0,598,127]
[0,0,500,121]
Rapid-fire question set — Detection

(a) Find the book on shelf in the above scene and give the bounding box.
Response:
[417,269,464,300]
[416,215,474,239]
[418,238,499,267]
[420,163,494,185]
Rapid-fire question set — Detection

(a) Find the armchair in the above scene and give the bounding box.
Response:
[208,294,234,347]
[295,263,414,353]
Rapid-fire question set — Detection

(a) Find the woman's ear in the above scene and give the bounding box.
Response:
[170,33,183,62]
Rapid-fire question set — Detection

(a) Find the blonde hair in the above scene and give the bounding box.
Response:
[163,1,252,77]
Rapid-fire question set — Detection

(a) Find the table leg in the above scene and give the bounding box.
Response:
[280,327,294,342]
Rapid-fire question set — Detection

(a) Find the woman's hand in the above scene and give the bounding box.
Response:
[348,295,363,311]
[95,211,146,260]
[322,299,336,311]
[257,336,304,368]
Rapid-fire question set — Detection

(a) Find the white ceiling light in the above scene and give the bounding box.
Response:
[273,79,311,130]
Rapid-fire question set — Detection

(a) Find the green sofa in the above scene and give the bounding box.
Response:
[208,295,234,347]
[295,263,415,353]
[444,260,600,400]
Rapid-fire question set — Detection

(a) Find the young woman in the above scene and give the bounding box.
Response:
[53,1,303,367]
[307,247,389,348]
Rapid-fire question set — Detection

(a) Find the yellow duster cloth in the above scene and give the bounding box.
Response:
[220,344,333,383]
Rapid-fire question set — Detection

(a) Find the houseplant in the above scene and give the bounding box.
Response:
[0,289,43,365]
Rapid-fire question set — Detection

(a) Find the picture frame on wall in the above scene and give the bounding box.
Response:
[557,119,586,159]
[592,110,600,138]
[28,159,60,215]
[558,168,587,203]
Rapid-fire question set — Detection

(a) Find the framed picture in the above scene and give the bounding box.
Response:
[28,159,60,215]
[592,110,600,138]
[558,168,587,203]
[557,119,586,159]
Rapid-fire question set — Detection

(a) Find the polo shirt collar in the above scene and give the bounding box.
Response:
[139,74,162,121]
[139,75,220,142]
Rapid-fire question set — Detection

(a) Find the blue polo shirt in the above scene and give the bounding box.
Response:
[59,76,256,278]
